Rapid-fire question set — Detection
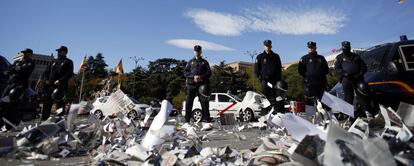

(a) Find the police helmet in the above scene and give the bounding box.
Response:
[276,80,288,92]
[52,87,65,101]
[356,82,371,97]
[8,86,25,102]
[198,84,211,98]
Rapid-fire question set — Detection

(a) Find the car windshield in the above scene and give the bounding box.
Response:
[362,44,391,72]
[228,94,242,102]
[128,97,140,104]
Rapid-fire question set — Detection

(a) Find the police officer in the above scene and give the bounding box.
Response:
[183,45,211,125]
[0,54,10,95]
[41,46,73,120]
[0,48,35,128]
[254,40,283,113]
[334,41,367,105]
[298,41,329,103]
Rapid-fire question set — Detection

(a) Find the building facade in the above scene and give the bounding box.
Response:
[226,61,253,72]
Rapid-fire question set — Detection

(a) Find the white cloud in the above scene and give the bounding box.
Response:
[166,39,235,51]
[185,7,347,36]
[185,9,249,36]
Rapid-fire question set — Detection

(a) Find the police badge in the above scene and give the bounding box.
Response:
[263,58,267,64]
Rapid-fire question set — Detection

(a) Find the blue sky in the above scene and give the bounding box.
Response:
[0,0,413,72]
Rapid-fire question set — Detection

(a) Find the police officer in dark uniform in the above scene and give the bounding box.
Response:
[298,41,329,104]
[254,40,283,113]
[0,54,11,95]
[334,41,367,106]
[183,45,211,124]
[41,46,73,120]
[0,48,35,128]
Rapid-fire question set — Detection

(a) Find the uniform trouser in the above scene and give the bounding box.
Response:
[261,80,285,113]
[0,83,25,129]
[41,84,65,121]
[342,77,355,105]
[185,84,210,123]
[0,82,6,97]
[342,77,370,120]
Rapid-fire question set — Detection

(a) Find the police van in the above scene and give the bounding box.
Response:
[332,36,414,109]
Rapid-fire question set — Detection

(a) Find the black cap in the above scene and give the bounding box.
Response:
[21,48,33,54]
[263,40,272,46]
[56,46,68,52]
[194,45,202,51]
[342,41,351,48]
[307,41,316,48]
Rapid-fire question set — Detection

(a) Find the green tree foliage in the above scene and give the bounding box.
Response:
[209,61,250,95]
[245,66,261,92]
[122,58,186,104]
[282,63,304,100]
[70,53,109,101]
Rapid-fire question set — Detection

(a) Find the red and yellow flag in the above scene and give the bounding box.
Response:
[78,56,87,74]
[115,59,124,74]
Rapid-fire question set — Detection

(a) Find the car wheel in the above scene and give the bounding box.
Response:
[240,108,254,122]
[94,110,103,119]
[127,110,138,120]
[192,109,202,123]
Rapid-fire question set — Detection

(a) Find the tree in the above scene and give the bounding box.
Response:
[122,58,187,105]
[123,66,148,99]
[209,61,250,95]
[92,53,108,78]
[282,63,304,100]
[245,66,261,92]
[71,53,109,101]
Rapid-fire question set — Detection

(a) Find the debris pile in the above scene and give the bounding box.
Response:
[0,91,413,166]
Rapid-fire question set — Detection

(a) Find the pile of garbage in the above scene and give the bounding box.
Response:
[0,91,413,166]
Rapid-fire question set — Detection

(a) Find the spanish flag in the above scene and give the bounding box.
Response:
[78,56,87,74]
[399,0,405,4]
[115,59,124,74]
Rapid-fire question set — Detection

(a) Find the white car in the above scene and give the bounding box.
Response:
[90,95,150,120]
[182,91,271,122]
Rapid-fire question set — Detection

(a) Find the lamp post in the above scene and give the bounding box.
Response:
[245,50,258,91]
[129,56,144,97]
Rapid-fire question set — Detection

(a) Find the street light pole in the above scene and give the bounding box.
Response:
[245,50,258,91]
[129,56,144,97]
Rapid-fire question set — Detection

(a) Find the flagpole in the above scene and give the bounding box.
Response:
[79,69,85,102]
[118,73,121,90]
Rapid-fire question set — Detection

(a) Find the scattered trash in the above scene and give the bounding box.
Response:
[0,90,412,166]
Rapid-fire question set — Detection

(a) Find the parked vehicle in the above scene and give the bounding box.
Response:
[90,95,150,119]
[183,91,271,122]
